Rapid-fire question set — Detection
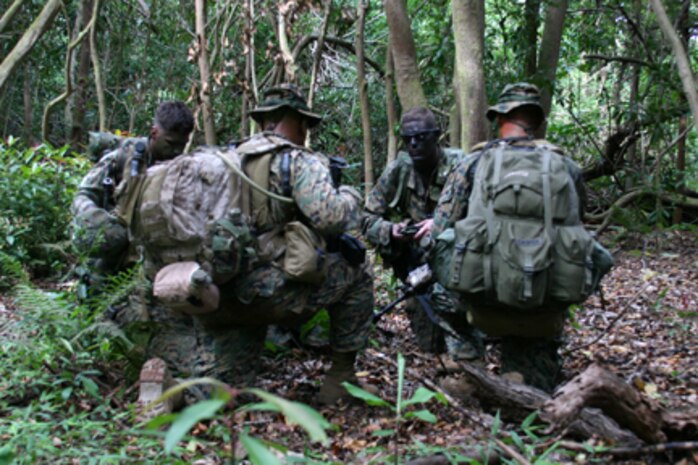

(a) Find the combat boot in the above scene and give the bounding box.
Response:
[317,351,358,405]
[135,358,183,423]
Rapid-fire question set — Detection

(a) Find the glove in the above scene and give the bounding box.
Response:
[72,208,129,259]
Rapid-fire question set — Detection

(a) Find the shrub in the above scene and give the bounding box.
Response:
[0,137,88,276]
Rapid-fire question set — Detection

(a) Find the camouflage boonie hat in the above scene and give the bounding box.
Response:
[249,84,322,128]
[486,82,545,125]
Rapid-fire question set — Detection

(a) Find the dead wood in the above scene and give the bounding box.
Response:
[458,362,641,445]
[544,364,698,444]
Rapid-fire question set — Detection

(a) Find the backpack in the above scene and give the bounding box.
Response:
[444,140,599,311]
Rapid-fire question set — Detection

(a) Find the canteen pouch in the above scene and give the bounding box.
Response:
[283,221,328,284]
[153,261,220,314]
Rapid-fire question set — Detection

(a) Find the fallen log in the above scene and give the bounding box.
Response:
[544,364,698,443]
[457,362,641,445]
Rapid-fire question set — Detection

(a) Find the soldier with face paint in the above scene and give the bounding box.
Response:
[363,107,484,361]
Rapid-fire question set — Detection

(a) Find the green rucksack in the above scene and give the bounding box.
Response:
[443,140,608,311]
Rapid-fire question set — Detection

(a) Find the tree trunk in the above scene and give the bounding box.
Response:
[385,46,398,164]
[452,0,487,150]
[195,0,216,145]
[650,0,698,132]
[356,0,373,195]
[277,2,296,83]
[383,0,426,111]
[89,0,106,131]
[0,0,62,93]
[307,0,332,110]
[23,62,32,145]
[70,0,94,149]
[674,115,687,223]
[0,0,25,35]
[305,0,332,147]
[42,6,96,142]
[241,0,254,138]
[534,0,568,138]
[523,0,541,79]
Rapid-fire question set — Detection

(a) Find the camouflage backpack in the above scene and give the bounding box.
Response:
[443,140,605,311]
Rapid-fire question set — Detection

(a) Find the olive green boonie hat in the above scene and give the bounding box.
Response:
[249,84,322,128]
[486,82,545,126]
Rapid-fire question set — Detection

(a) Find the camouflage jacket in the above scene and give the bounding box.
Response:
[71,137,149,217]
[432,138,587,237]
[362,148,465,248]
[236,132,362,235]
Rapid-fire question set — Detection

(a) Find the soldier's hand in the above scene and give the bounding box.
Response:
[414,218,434,240]
[391,221,411,242]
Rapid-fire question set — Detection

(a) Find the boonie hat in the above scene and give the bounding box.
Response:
[486,82,545,126]
[249,84,322,128]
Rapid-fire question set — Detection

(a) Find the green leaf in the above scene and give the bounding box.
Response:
[61,387,73,400]
[341,382,393,410]
[403,386,437,407]
[164,399,226,453]
[371,429,396,437]
[404,409,437,423]
[246,388,329,444]
[79,376,100,397]
[240,433,283,465]
[0,445,15,465]
[238,401,280,413]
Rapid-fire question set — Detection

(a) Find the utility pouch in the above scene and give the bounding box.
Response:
[153,261,220,314]
[283,221,328,284]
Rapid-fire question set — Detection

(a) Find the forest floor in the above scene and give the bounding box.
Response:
[1,229,696,464]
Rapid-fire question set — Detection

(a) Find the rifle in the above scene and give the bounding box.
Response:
[373,264,432,323]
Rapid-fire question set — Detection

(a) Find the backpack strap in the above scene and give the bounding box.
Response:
[388,154,411,209]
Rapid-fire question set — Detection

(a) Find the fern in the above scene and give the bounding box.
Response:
[0,251,30,288]
[85,263,149,318]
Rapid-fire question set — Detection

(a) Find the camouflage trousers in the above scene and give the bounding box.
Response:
[110,287,267,388]
[500,336,562,393]
[194,252,374,385]
[418,283,485,360]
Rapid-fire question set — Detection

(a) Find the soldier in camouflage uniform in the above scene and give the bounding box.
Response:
[432,83,587,392]
[70,102,195,373]
[362,107,483,360]
[181,85,374,405]
[71,101,194,277]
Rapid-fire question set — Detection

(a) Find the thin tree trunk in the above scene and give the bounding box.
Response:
[195,0,216,145]
[42,8,96,142]
[452,0,487,149]
[89,0,106,131]
[673,114,687,224]
[523,0,541,79]
[307,0,332,109]
[306,0,332,146]
[385,46,397,164]
[650,0,698,132]
[534,0,568,138]
[0,0,25,35]
[23,62,32,145]
[357,0,373,195]
[0,0,62,93]
[70,0,94,148]
[241,0,253,138]
[277,2,296,83]
[383,0,426,111]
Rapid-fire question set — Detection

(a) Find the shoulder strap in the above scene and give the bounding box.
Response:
[389,154,412,209]
[210,149,293,204]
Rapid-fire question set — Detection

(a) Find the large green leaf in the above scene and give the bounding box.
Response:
[342,382,394,410]
[246,388,330,444]
[240,434,283,465]
[404,409,437,423]
[164,399,226,453]
[402,386,437,407]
